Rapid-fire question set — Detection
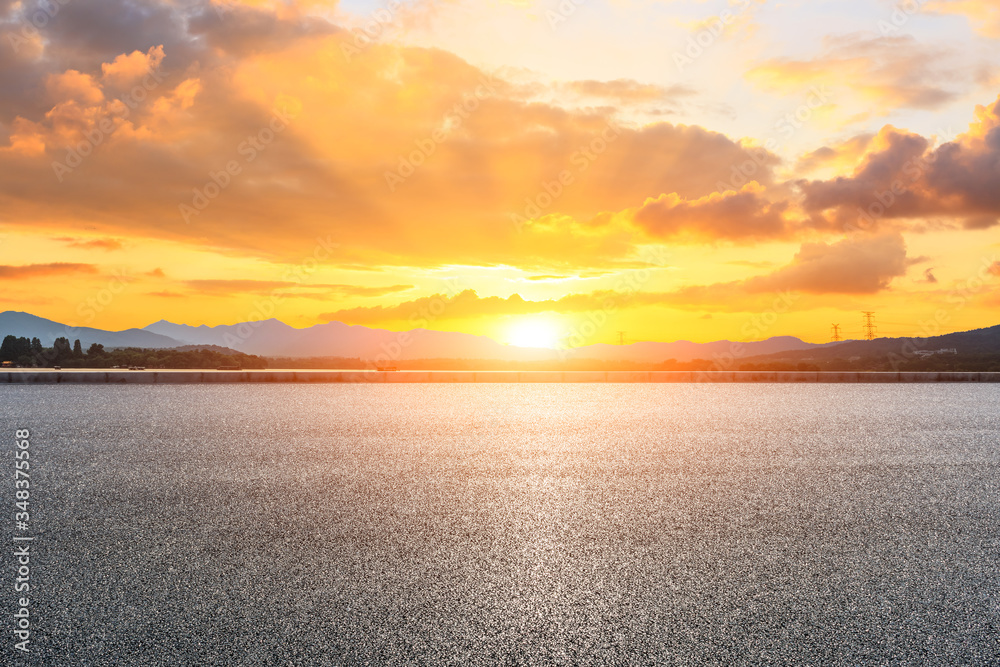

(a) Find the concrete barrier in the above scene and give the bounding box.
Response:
[519,372,565,383]
[336,372,381,383]
[818,372,858,382]
[429,372,476,383]
[776,372,818,383]
[466,371,507,383]
[386,372,432,383]
[1,370,997,384]
[899,372,936,382]
[572,372,610,383]
[696,372,736,382]
[649,372,693,383]
[609,372,652,383]
[857,373,900,383]
[938,372,980,382]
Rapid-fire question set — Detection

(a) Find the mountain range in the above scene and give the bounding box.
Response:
[0,310,827,363]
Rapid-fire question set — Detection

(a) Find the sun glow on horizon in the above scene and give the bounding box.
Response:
[506,317,561,349]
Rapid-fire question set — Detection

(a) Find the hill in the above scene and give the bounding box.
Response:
[735,325,1000,372]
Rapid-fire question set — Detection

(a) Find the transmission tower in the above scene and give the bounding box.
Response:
[617,331,627,346]
[831,324,842,342]
[861,312,877,341]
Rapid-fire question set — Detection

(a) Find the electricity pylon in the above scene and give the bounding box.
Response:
[861,312,877,341]
[831,324,842,342]
[617,331,627,346]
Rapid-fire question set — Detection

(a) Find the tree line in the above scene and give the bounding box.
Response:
[0,336,267,369]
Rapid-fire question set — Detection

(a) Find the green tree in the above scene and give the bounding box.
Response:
[73,339,83,357]
[0,335,17,362]
[52,337,72,363]
[87,343,106,356]
[31,338,42,354]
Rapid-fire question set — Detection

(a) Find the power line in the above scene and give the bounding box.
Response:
[861,311,878,341]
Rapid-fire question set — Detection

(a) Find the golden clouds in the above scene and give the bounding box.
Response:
[0,263,99,279]
[926,0,1000,38]
[748,35,965,122]
[631,182,791,243]
[3,45,197,162]
[53,237,125,251]
[794,134,874,176]
[46,70,104,106]
[180,280,413,299]
[560,79,694,104]
[0,0,998,339]
[0,21,782,269]
[101,45,165,89]
[322,233,915,325]
[798,96,1000,230]
[744,233,910,295]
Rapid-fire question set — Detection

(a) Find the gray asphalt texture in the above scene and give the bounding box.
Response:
[1,384,999,665]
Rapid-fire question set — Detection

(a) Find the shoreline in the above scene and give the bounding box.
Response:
[2,370,999,383]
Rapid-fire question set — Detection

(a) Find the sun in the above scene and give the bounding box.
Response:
[506,317,560,349]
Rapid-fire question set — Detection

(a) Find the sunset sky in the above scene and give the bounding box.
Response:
[2,0,999,348]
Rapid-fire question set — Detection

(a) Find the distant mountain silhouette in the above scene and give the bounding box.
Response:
[0,311,180,349]
[1,310,835,362]
[144,319,564,361]
[143,317,823,362]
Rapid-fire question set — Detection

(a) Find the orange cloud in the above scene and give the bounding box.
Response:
[53,237,125,251]
[631,182,792,243]
[743,233,910,294]
[0,263,99,279]
[321,234,913,324]
[320,288,667,324]
[182,280,413,298]
[46,70,104,106]
[0,22,782,270]
[748,35,964,119]
[0,0,994,343]
[926,0,1000,38]
[101,46,165,89]
[795,133,874,175]
[798,95,1000,230]
[561,79,695,104]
